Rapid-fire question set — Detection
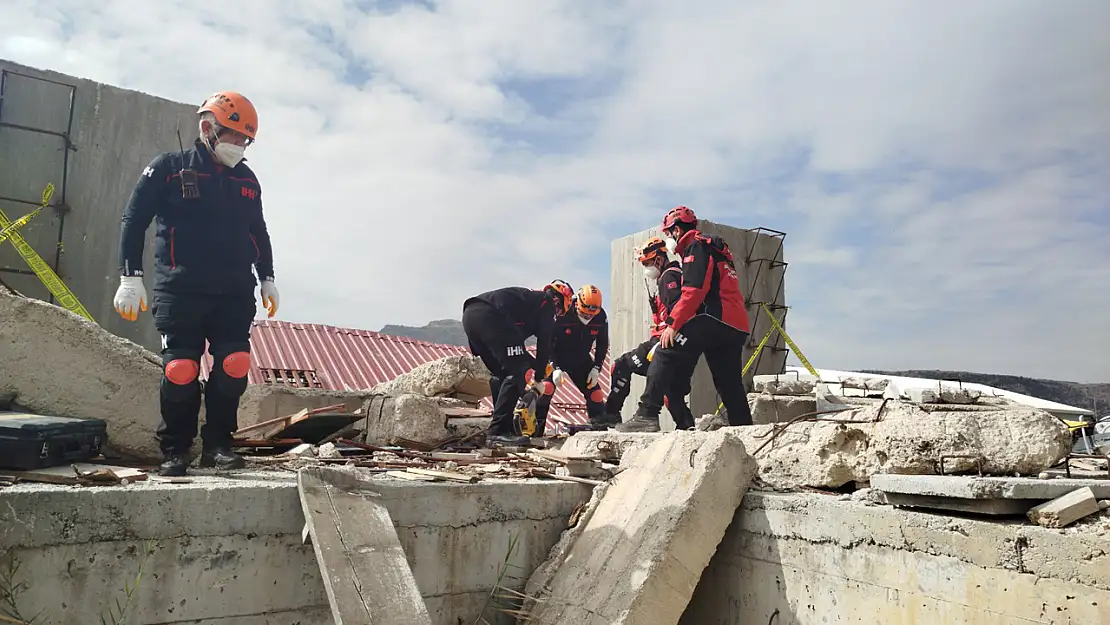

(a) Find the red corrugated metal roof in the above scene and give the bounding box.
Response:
[199,320,612,433]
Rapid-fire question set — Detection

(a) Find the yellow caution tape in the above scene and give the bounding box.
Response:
[711,303,817,416]
[0,183,95,322]
[760,302,818,378]
[0,184,53,245]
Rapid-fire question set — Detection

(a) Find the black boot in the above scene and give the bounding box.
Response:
[197,446,246,470]
[591,412,623,427]
[487,432,531,447]
[615,414,661,433]
[158,453,190,477]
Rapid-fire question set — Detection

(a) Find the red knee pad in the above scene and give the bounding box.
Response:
[590,388,604,403]
[222,351,251,378]
[165,359,199,385]
[524,369,535,385]
[541,380,555,396]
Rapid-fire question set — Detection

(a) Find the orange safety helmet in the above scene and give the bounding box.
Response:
[197,91,259,141]
[544,280,574,316]
[637,237,667,264]
[575,284,602,317]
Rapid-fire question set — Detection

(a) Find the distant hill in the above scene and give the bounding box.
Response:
[863,369,1109,416]
[379,318,536,348]
[379,319,469,346]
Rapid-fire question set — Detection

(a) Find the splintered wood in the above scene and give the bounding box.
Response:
[297,466,432,625]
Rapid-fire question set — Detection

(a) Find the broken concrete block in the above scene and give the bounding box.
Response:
[749,393,816,425]
[906,387,983,404]
[522,430,757,625]
[0,290,164,461]
[361,393,456,446]
[840,377,890,392]
[236,385,368,430]
[695,412,728,431]
[871,474,1110,501]
[371,355,491,400]
[733,400,1073,489]
[1027,487,1101,528]
[753,379,815,395]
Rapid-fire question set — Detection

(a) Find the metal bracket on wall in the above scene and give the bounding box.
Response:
[0,69,78,306]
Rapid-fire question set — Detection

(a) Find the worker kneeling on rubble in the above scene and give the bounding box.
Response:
[534,284,617,435]
[605,237,696,430]
[617,206,753,432]
[112,91,280,476]
[462,281,574,446]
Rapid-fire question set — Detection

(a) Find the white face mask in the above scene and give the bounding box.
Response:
[664,237,678,255]
[213,142,246,167]
[577,313,593,325]
[644,266,661,281]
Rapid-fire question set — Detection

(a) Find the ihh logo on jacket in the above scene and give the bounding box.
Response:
[506,345,525,357]
[241,186,258,200]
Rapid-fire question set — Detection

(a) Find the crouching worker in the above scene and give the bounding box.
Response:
[461,280,575,446]
[618,206,754,432]
[112,91,281,476]
[604,237,696,430]
[534,284,617,435]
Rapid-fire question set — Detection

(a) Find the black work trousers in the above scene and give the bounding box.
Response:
[462,300,533,436]
[606,337,697,429]
[535,358,604,435]
[152,290,256,454]
[635,315,753,426]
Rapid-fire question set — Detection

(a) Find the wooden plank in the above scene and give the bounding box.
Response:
[385,470,438,482]
[234,408,309,438]
[297,466,432,625]
[404,467,479,483]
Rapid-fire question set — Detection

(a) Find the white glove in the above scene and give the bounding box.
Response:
[113,276,148,321]
[552,369,566,387]
[586,366,600,387]
[260,279,280,318]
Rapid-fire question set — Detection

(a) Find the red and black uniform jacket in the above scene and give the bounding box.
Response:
[467,287,556,373]
[665,230,750,334]
[649,261,684,338]
[118,138,275,296]
[551,308,609,370]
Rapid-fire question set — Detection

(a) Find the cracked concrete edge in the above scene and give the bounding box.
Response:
[520,481,612,619]
[739,491,1110,591]
[0,476,590,550]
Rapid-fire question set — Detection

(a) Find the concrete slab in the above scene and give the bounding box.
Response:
[0,470,589,625]
[882,492,1033,516]
[299,466,432,625]
[523,430,757,625]
[871,473,1110,500]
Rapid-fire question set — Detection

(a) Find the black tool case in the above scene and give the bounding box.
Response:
[0,411,108,471]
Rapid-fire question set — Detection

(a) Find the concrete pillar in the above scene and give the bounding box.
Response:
[609,220,789,428]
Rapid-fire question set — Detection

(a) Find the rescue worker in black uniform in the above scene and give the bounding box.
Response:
[603,237,697,430]
[461,280,575,446]
[618,205,754,432]
[534,284,617,435]
[112,91,280,476]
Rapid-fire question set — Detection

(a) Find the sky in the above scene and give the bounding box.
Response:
[1,0,1107,383]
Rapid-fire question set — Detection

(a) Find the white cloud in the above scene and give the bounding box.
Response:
[1,0,1107,382]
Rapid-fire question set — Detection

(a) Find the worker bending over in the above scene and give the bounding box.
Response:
[534,284,616,435]
[617,206,754,432]
[461,281,575,446]
[604,237,696,430]
[113,91,280,476]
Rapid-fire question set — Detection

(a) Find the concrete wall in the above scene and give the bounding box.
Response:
[0,473,591,625]
[610,221,788,427]
[682,491,1110,624]
[0,59,198,354]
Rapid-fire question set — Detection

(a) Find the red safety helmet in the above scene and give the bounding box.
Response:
[662,205,697,231]
[637,237,667,264]
[544,280,574,316]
